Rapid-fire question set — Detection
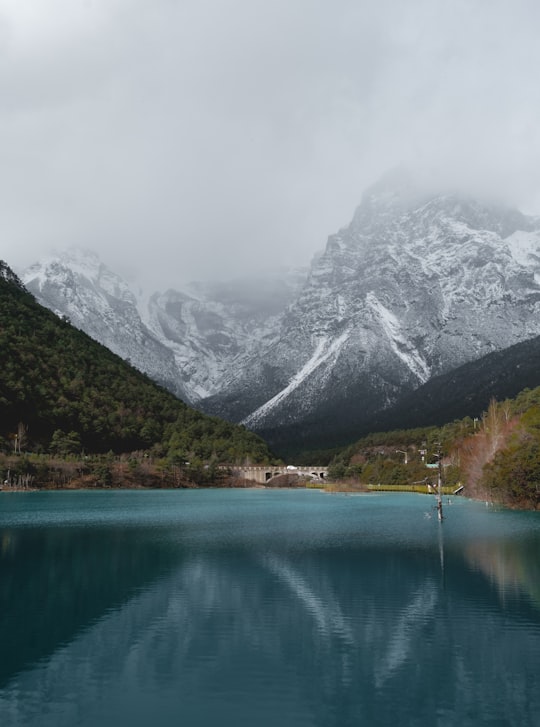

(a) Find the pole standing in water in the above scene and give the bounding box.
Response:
[437,443,444,522]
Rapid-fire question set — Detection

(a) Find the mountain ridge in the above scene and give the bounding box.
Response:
[20,175,540,451]
[210,183,540,439]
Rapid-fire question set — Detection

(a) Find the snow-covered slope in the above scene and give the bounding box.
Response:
[21,172,540,448]
[22,249,186,398]
[144,272,306,402]
[22,250,306,406]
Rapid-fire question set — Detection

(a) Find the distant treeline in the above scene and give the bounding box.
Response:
[0,451,254,489]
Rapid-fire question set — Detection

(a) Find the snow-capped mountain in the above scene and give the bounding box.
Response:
[22,249,307,406]
[201,172,540,445]
[21,171,540,449]
[22,249,187,398]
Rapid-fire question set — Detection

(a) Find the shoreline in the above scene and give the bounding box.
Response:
[0,483,530,510]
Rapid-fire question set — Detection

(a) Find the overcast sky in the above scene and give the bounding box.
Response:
[2,0,540,289]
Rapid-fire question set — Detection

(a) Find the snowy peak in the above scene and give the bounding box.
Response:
[18,177,540,451]
[228,186,540,441]
[24,248,136,307]
[350,165,535,243]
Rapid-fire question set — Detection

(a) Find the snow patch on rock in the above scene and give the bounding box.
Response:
[366,293,430,383]
[243,329,350,427]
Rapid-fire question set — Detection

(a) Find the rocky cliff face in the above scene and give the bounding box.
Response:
[21,174,540,448]
[144,272,306,402]
[208,175,540,443]
[22,250,306,407]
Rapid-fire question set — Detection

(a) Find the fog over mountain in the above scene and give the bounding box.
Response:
[3,1,540,289]
[23,170,540,451]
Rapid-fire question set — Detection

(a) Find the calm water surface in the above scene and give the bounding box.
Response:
[0,489,539,727]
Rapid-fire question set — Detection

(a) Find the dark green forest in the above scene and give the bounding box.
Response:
[0,261,272,471]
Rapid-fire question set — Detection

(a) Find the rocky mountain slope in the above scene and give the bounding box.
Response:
[22,250,306,406]
[21,172,540,450]
[144,272,306,402]
[207,174,540,445]
[22,250,186,399]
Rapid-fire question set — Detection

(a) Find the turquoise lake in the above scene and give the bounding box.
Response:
[0,489,539,726]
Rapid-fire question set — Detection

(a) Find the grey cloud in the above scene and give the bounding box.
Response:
[2,0,540,289]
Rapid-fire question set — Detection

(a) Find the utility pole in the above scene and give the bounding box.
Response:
[436,443,444,522]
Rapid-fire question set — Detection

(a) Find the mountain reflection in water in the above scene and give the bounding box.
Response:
[0,490,539,727]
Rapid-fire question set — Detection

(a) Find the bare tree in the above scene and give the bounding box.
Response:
[16,422,28,453]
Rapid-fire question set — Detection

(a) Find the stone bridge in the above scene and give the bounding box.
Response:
[228,465,328,485]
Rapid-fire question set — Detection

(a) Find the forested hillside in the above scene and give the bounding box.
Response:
[0,261,271,465]
[327,391,540,509]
